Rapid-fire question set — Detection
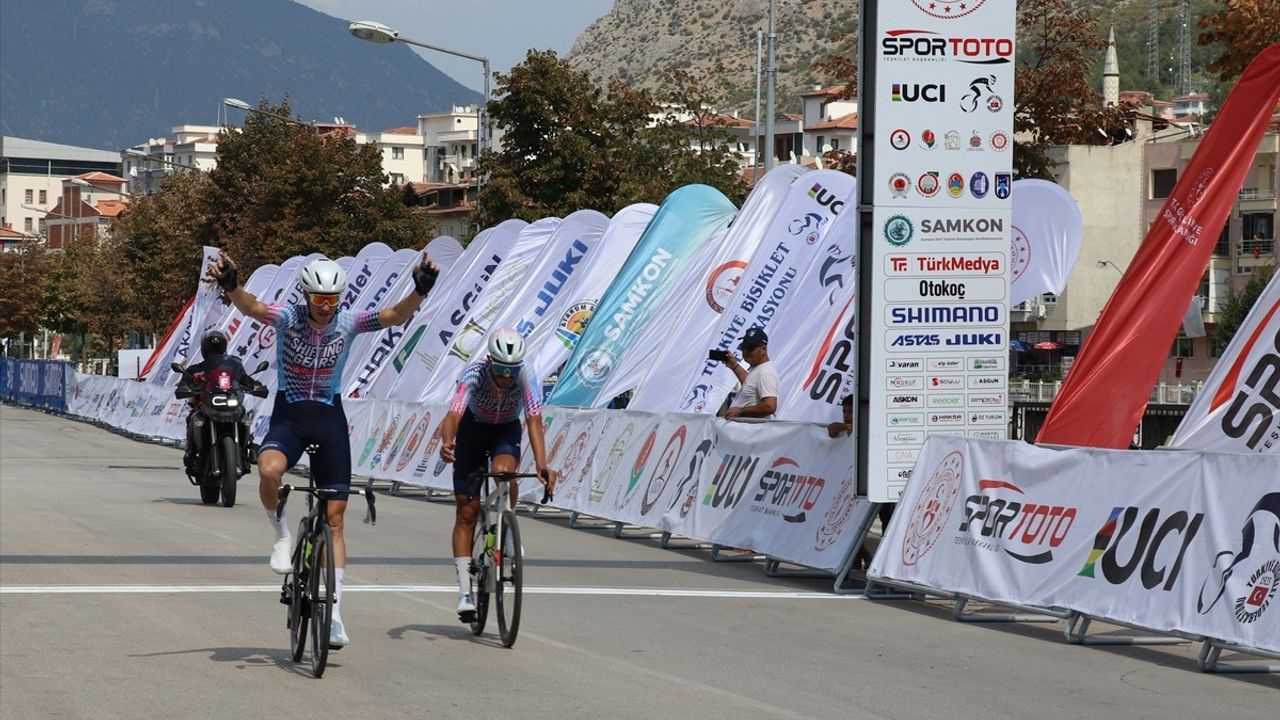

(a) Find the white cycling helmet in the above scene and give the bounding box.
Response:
[487,327,526,366]
[300,258,346,294]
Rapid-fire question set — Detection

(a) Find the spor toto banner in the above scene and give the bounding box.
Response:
[870,436,1280,653]
[1170,271,1280,453]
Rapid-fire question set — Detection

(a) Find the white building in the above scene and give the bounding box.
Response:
[123,125,221,195]
[352,126,427,186]
[418,106,482,184]
[1,136,121,237]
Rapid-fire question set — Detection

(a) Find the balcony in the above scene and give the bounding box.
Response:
[436,129,478,143]
[1238,238,1276,257]
[1238,187,1278,213]
[1010,300,1045,323]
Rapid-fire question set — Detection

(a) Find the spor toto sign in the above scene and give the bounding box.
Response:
[911,0,987,19]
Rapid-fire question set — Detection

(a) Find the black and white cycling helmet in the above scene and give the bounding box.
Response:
[487,327,526,366]
[299,258,346,294]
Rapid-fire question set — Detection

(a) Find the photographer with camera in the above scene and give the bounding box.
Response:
[709,327,779,420]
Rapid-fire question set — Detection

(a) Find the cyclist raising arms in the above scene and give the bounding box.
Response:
[210,252,439,649]
[437,328,555,621]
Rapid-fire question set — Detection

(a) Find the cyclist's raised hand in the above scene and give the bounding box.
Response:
[441,440,457,463]
[412,254,440,296]
[210,251,239,292]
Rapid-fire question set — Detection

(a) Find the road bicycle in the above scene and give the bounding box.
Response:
[276,446,377,677]
[464,463,551,648]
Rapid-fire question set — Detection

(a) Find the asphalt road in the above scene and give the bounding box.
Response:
[1,404,1276,719]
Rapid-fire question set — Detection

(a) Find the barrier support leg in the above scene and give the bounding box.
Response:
[1063,612,1193,646]
[710,544,764,562]
[1197,640,1280,673]
[659,531,709,550]
[864,574,950,601]
[568,511,616,530]
[952,596,1068,623]
[612,522,663,540]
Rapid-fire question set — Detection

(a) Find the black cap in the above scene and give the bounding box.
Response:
[739,327,768,349]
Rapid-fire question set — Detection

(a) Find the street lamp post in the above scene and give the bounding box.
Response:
[764,0,777,172]
[223,97,315,128]
[348,20,490,207]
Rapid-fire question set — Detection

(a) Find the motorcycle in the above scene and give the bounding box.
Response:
[173,360,270,507]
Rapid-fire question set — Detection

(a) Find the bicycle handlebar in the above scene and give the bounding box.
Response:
[275,480,378,525]
[466,470,555,505]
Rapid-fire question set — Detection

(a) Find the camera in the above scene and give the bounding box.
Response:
[708,349,730,362]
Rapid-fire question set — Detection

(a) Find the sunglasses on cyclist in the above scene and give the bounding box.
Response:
[307,292,341,308]
[489,362,521,378]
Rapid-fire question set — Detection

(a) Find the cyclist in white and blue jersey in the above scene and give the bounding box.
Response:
[211,251,439,649]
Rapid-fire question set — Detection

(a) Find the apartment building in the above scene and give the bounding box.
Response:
[1,136,121,237]
[123,125,221,195]
[43,172,130,250]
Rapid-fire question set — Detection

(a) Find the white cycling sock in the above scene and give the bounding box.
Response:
[267,508,289,540]
[334,568,345,617]
[454,556,470,596]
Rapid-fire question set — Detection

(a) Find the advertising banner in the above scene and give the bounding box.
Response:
[337,248,421,395]
[528,204,657,383]
[626,165,808,412]
[377,219,526,401]
[337,242,393,311]
[870,436,1280,653]
[420,217,562,401]
[1038,46,1280,448]
[1171,272,1280,453]
[1009,180,1084,306]
[865,0,1015,501]
[548,185,738,407]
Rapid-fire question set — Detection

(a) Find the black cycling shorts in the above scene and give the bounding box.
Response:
[452,409,522,496]
[261,395,352,501]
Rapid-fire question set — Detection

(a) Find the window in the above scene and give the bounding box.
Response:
[24,217,33,232]
[1151,168,1177,199]
[24,189,33,203]
[816,135,825,152]
[390,173,404,185]
[831,138,840,151]
[1213,222,1230,256]
[1169,332,1194,358]
[1040,292,1058,305]
[39,189,47,204]
[392,146,404,160]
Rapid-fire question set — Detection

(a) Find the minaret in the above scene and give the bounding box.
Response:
[1103,26,1120,106]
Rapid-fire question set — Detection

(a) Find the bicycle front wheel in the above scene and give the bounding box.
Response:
[469,519,489,636]
[288,519,309,662]
[495,510,523,648]
[308,523,334,678]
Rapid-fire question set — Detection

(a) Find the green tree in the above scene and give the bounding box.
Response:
[0,238,49,339]
[1213,267,1275,353]
[198,97,433,272]
[109,170,211,336]
[476,51,745,228]
[1199,0,1280,83]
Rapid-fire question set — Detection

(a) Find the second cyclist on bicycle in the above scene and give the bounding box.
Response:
[437,328,555,621]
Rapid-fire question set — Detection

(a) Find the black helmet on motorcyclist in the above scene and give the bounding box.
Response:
[201,330,228,358]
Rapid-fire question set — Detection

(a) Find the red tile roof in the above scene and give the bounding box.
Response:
[782,112,803,122]
[800,84,848,98]
[73,171,127,183]
[683,112,755,129]
[383,126,419,135]
[807,112,858,131]
[95,200,129,218]
[0,226,35,239]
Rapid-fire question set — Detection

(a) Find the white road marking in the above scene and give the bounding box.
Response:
[0,584,860,599]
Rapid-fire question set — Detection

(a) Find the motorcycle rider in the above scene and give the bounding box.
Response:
[176,329,266,477]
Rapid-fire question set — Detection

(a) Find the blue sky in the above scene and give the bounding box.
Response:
[295,0,615,92]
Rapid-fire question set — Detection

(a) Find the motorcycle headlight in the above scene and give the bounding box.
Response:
[225,398,239,407]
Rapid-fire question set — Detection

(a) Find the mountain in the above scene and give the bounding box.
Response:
[0,0,481,151]
[567,0,1228,115]
[568,0,854,115]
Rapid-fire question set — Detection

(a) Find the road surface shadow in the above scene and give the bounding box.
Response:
[386,623,503,648]
[130,646,322,677]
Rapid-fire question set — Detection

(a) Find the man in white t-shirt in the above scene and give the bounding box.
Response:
[718,327,779,420]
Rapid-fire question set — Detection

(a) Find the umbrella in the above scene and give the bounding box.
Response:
[1033,340,1063,350]
[1010,340,1031,352]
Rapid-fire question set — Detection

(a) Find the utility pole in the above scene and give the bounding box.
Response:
[1177,0,1192,94]
[1146,1,1159,83]
[755,30,763,169]
[764,0,777,172]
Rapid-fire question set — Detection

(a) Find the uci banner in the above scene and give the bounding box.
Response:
[1171,271,1280,453]
[548,185,738,407]
[870,436,1280,653]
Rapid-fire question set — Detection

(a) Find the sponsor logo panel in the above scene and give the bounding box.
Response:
[884,277,1007,303]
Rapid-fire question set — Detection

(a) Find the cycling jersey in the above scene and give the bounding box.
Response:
[448,359,542,425]
[265,304,382,405]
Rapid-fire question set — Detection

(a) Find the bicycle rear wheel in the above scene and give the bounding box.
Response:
[308,523,334,678]
[468,519,489,635]
[288,520,309,662]
[495,510,523,648]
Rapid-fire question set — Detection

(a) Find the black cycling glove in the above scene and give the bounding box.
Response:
[215,263,239,292]
[412,259,438,296]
